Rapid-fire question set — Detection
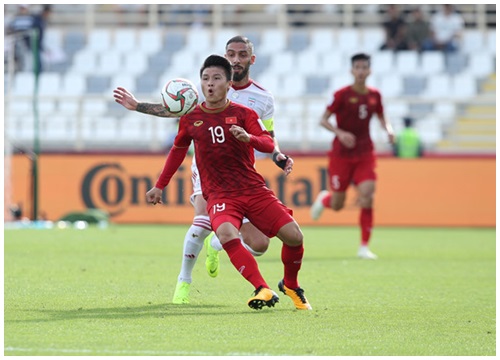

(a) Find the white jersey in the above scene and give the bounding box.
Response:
[196,80,275,127]
[190,79,275,203]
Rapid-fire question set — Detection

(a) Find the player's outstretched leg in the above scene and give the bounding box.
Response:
[311,190,330,220]
[204,233,219,277]
[278,280,312,310]
[172,215,212,304]
[247,286,279,310]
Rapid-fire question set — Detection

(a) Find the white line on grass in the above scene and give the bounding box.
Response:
[4,347,280,356]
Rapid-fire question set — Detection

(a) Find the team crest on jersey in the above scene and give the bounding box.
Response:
[247,97,256,108]
[194,121,203,127]
[349,97,359,103]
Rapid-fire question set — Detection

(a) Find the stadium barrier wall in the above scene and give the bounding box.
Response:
[10,154,495,227]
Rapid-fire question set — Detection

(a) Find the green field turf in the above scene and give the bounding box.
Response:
[4,225,495,356]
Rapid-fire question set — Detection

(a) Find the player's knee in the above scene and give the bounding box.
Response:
[358,195,373,208]
[287,227,304,246]
[332,202,344,211]
[250,238,270,253]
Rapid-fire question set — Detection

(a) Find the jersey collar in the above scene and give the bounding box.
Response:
[232,79,253,91]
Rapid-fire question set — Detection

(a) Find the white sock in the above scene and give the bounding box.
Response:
[210,232,224,251]
[178,215,212,283]
[211,232,264,256]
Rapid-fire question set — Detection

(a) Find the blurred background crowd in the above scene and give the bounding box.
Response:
[4,4,496,154]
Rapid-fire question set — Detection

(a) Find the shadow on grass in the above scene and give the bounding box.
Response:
[6,303,293,323]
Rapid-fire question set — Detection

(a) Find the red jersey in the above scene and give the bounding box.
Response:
[174,101,273,200]
[326,85,384,157]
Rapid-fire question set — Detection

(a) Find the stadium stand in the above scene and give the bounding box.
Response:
[4,4,496,154]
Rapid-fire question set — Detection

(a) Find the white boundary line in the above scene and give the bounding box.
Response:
[4,347,281,356]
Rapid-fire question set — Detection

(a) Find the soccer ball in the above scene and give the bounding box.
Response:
[161,78,199,116]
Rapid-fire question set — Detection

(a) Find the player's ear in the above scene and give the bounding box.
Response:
[250,54,256,65]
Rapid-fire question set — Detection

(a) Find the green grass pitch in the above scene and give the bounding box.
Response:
[4,225,495,356]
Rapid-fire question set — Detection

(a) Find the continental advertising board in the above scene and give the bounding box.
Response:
[9,154,495,227]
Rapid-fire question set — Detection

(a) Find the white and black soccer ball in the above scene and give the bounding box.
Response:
[161,78,199,116]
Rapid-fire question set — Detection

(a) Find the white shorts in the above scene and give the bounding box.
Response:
[189,156,249,225]
[190,156,202,206]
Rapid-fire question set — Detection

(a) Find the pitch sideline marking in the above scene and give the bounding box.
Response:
[4,347,279,356]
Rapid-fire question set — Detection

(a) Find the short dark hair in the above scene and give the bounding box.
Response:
[403,117,414,128]
[226,35,254,55]
[200,54,232,81]
[351,53,371,66]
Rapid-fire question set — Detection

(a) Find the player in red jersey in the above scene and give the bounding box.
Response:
[113,36,292,306]
[146,54,311,310]
[310,53,395,260]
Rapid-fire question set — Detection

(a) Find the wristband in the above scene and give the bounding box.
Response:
[272,152,289,170]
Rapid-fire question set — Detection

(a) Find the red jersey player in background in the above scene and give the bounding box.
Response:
[310,53,395,260]
[146,54,312,310]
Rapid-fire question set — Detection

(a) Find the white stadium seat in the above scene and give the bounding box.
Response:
[87,28,112,53]
[123,53,147,76]
[395,51,419,75]
[336,28,360,54]
[281,74,306,97]
[461,30,486,54]
[138,29,162,54]
[11,72,35,96]
[420,52,445,76]
[319,52,346,74]
[422,74,451,99]
[61,73,86,96]
[296,51,321,75]
[38,72,62,96]
[267,51,294,75]
[82,98,107,116]
[112,29,137,53]
[415,116,443,145]
[97,51,122,75]
[378,74,403,98]
[70,50,98,74]
[450,74,477,99]
[370,51,394,75]
[260,29,287,54]
[309,28,335,54]
[41,115,77,142]
[467,53,494,77]
[486,29,496,54]
[360,28,385,53]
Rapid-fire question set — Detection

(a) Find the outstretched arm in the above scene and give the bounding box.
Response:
[113,87,177,117]
[146,145,190,205]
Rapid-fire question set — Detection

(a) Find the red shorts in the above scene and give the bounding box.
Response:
[206,187,294,238]
[328,153,376,192]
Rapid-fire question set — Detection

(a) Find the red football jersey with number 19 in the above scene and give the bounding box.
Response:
[175,101,271,200]
[326,85,384,157]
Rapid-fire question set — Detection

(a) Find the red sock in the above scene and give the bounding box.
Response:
[281,243,304,289]
[222,238,268,289]
[360,208,373,246]
[321,192,332,208]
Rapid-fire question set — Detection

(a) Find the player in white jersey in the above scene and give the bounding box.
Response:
[113,35,293,305]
